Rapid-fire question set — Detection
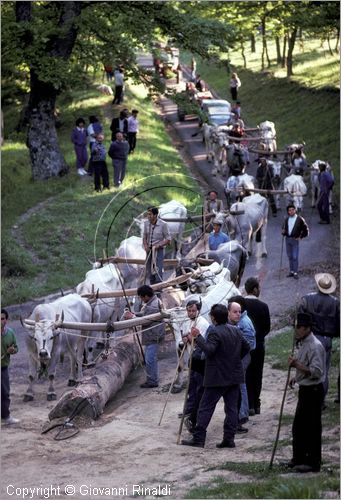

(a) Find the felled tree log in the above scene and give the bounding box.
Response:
[48,338,140,421]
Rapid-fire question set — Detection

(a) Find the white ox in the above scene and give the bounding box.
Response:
[283,173,307,211]
[115,236,146,289]
[310,160,334,213]
[202,124,229,176]
[23,294,92,401]
[259,121,277,152]
[225,194,269,257]
[225,173,255,208]
[97,84,113,96]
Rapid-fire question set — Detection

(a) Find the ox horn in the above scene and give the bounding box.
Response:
[86,257,94,266]
[54,311,64,328]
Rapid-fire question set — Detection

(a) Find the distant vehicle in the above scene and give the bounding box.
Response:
[200,99,233,126]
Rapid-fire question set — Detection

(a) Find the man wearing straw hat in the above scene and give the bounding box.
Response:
[298,273,340,405]
[287,312,325,473]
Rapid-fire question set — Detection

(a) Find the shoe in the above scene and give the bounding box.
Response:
[236,425,248,434]
[81,168,88,175]
[293,464,320,473]
[334,398,340,404]
[77,169,86,176]
[2,416,20,425]
[280,460,296,469]
[216,439,235,448]
[94,188,101,193]
[249,408,255,416]
[293,273,299,280]
[239,417,249,425]
[140,382,158,388]
[287,272,294,278]
[255,407,261,415]
[181,438,204,448]
[184,416,195,434]
[318,220,329,225]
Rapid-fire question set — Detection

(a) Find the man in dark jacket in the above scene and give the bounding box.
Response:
[281,204,309,279]
[181,304,250,448]
[110,109,128,141]
[298,273,340,405]
[108,132,129,187]
[244,277,271,415]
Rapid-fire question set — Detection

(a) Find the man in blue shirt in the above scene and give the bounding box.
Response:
[208,218,230,251]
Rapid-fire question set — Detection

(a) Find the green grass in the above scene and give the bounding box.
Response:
[181,37,340,195]
[2,79,202,305]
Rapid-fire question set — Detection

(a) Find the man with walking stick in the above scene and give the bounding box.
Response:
[181,304,249,449]
[285,312,325,473]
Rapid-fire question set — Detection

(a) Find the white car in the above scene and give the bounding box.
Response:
[200,99,234,126]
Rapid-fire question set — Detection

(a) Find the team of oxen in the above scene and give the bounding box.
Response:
[20,197,268,401]
[20,129,333,403]
[202,119,333,213]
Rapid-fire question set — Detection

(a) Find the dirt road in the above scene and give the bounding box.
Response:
[1,71,339,500]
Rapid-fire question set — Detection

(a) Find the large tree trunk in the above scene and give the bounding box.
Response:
[282,35,287,68]
[241,40,247,69]
[16,1,82,180]
[27,71,69,180]
[250,33,256,53]
[287,27,298,77]
[275,36,282,64]
[49,338,141,420]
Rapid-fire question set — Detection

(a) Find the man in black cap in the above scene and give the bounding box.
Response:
[286,312,325,473]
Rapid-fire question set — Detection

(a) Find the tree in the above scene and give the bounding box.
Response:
[2,1,234,180]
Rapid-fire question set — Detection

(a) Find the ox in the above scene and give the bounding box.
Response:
[225,194,269,257]
[23,294,92,401]
[267,159,286,209]
[225,143,248,177]
[210,126,230,177]
[310,160,334,213]
[225,173,255,208]
[97,84,113,96]
[115,236,146,289]
[284,143,307,174]
[283,173,307,211]
[196,239,248,286]
[259,121,277,152]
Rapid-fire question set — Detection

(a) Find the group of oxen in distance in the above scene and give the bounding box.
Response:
[202,118,334,214]
[20,195,269,402]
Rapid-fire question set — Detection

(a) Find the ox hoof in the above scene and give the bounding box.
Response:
[68,379,77,387]
[23,394,34,402]
[47,393,57,401]
[261,253,268,258]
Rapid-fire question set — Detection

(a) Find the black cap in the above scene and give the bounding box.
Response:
[296,312,312,328]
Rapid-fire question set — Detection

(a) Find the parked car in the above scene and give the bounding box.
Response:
[199,99,234,126]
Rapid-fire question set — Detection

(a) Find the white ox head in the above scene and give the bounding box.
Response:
[23,313,63,360]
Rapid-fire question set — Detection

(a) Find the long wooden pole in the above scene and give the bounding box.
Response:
[176,336,195,444]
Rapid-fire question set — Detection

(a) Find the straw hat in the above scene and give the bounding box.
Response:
[314,273,337,294]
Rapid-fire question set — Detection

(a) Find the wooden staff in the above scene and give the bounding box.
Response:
[176,335,195,444]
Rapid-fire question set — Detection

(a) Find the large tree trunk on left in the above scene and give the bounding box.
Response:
[48,338,141,420]
[287,27,298,77]
[27,71,69,180]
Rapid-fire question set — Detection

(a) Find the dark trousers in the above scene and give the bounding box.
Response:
[194,384,239,443]
[113,159,127,186]
[88,143,95,175]
[185,370,204,424]
[230,87,238,101]
[292,383,324,469]
[128,132,137,153]
[93,161,109,190]
[1,366,10,419]
[317,192,330,223]
[246,344,265,411]
[113,85,123,104]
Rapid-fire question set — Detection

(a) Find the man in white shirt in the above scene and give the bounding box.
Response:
[113,67,124,105]
[127,109,139,154]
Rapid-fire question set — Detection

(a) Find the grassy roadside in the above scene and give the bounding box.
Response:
[2,81,201,305]
[181,38,340,196]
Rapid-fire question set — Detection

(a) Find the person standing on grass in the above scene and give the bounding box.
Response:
[317,162,334,225]
[87,116,103,176]
[112,66,124,105]
[281,204,309,280]
[71,117,88,176]
[127,109,139,154]
[108,131,129,188]
[110,109,128,141]
[243,277,271,416]
[91,134,109,192]
[230,72,241,101]
[286,312,325,473]
[1,309,20,425]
